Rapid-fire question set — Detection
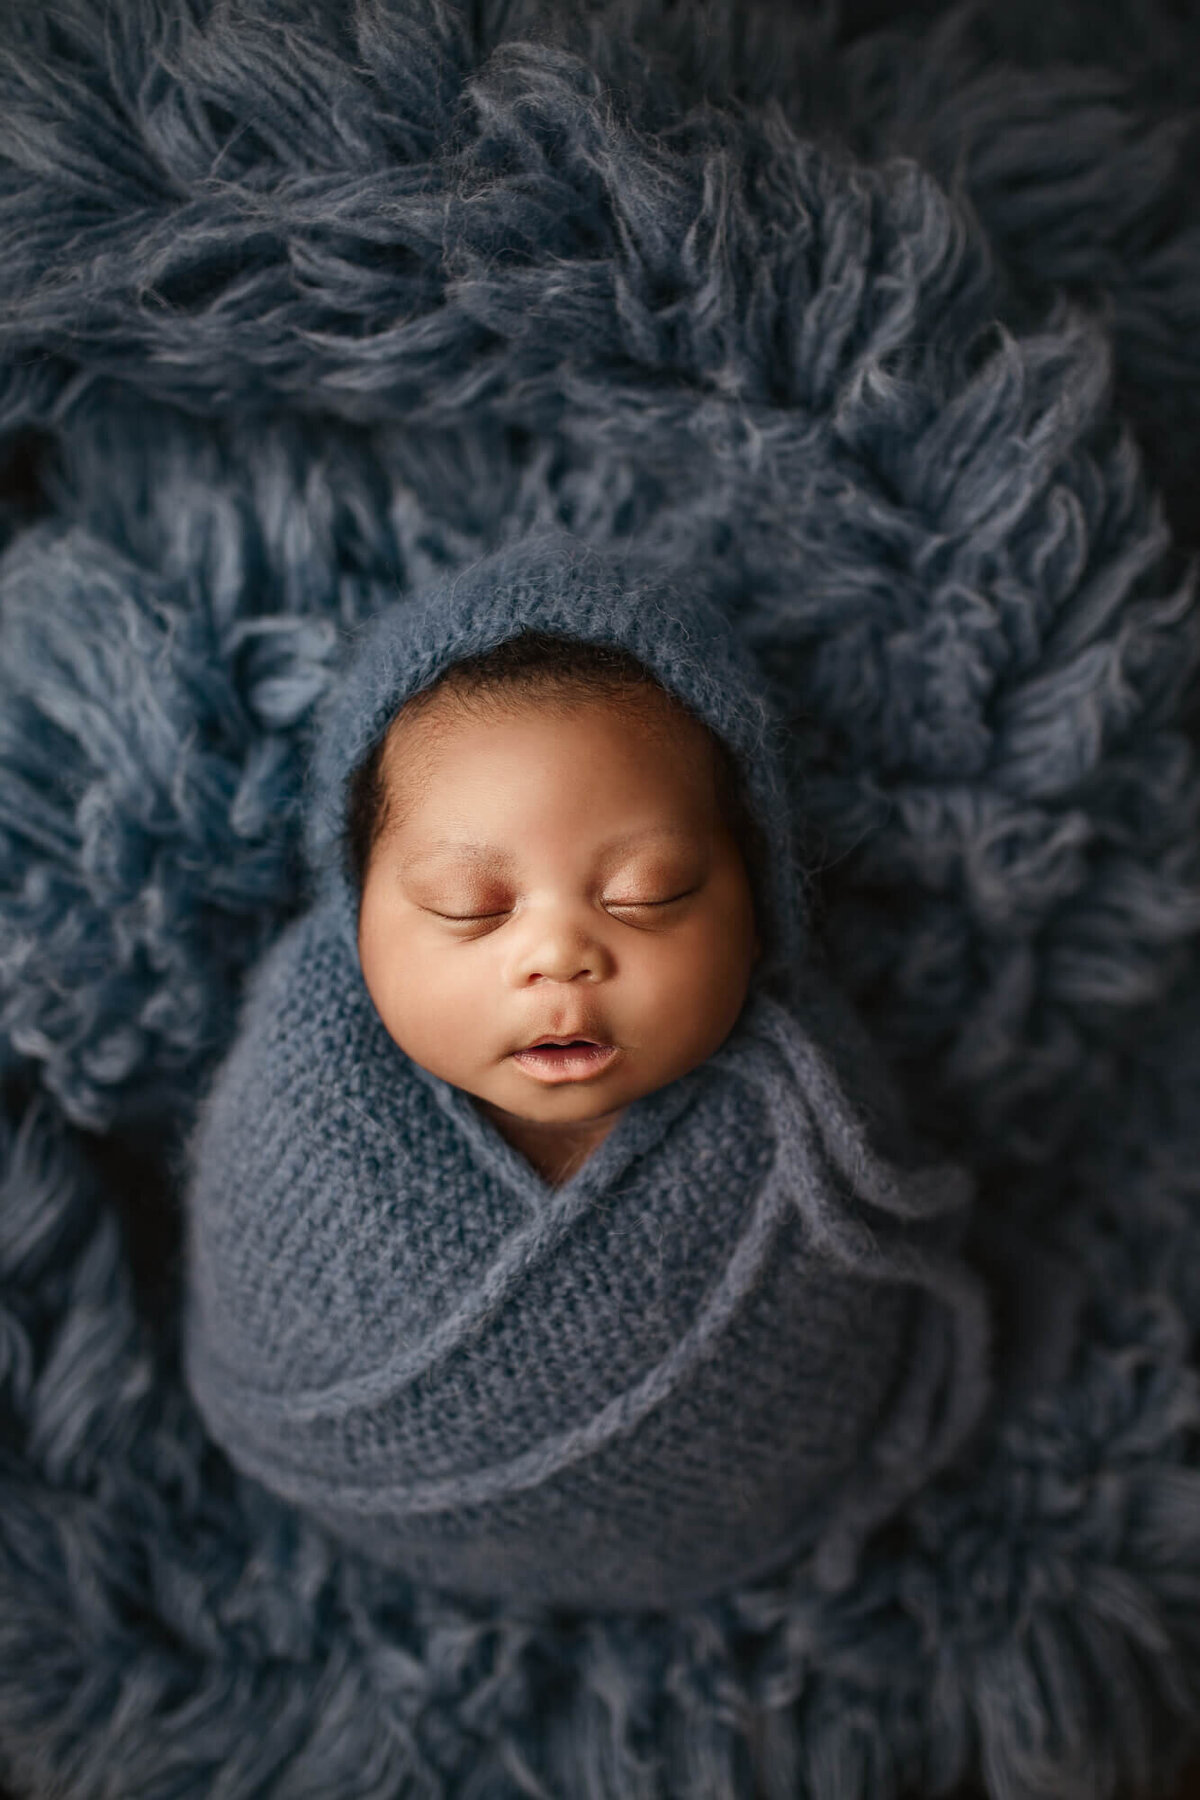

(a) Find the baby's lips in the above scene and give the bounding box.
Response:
[511,1041,621,1080]
[514,1028,612,1052]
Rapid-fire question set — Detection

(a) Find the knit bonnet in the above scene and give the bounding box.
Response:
[184,535,992,1611]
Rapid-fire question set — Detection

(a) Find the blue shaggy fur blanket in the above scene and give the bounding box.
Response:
[2,2,1200,1797]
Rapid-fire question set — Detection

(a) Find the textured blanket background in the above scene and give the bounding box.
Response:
[2,1,1200,1796]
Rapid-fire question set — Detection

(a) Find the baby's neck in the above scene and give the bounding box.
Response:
[475,1102,626,1188]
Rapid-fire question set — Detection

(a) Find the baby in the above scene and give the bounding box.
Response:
[349,628,764,1189]
[184,535,990,1611]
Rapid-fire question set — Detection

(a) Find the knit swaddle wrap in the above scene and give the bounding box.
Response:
[185,536,992,1610]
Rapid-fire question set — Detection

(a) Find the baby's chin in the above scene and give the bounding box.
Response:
[468,1065,634,1126]
[470,1090,629,1188]
[473,1089,630,1128]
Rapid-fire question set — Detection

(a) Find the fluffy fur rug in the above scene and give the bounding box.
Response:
[2,2,1199,1795]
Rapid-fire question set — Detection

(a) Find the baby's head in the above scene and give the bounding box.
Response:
[347,631,767,1169]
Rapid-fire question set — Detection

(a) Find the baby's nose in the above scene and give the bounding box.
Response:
[509,910,615,984]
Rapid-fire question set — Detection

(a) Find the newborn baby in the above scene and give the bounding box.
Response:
[351,627,763,1190]
[184,535,991,1611]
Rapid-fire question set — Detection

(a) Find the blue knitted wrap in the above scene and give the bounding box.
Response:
[184,537,991,1608]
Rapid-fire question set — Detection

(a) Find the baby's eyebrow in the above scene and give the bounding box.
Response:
[403,827,697,867]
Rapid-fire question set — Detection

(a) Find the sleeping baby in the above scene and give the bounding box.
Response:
[184,534,992,1612]
[350,611,764,1192]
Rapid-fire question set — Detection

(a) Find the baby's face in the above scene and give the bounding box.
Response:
[356,689,760,1146]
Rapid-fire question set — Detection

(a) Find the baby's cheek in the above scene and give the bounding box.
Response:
[358,919,421,1046]
[393,952,480,1069]
[627,937,717,1038]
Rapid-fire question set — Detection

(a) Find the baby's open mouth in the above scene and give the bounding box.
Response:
[511,1040,618,1082]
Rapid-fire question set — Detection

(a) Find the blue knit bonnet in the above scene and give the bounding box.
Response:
[185,534,991,1611]
[306,531,806,994]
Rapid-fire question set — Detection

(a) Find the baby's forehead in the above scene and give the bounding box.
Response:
[384,679,703,765]
[375,681,717,826]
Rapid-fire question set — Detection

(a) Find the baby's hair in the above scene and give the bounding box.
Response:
[346,630,771,950]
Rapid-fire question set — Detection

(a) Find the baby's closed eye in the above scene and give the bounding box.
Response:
[425,887,699,924]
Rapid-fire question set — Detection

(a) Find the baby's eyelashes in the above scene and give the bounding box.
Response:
[606,889,698,912]
[428,908,508,923]
[424,889,700,926]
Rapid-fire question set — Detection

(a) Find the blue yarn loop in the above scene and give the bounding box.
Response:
[191,988,990,1595]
